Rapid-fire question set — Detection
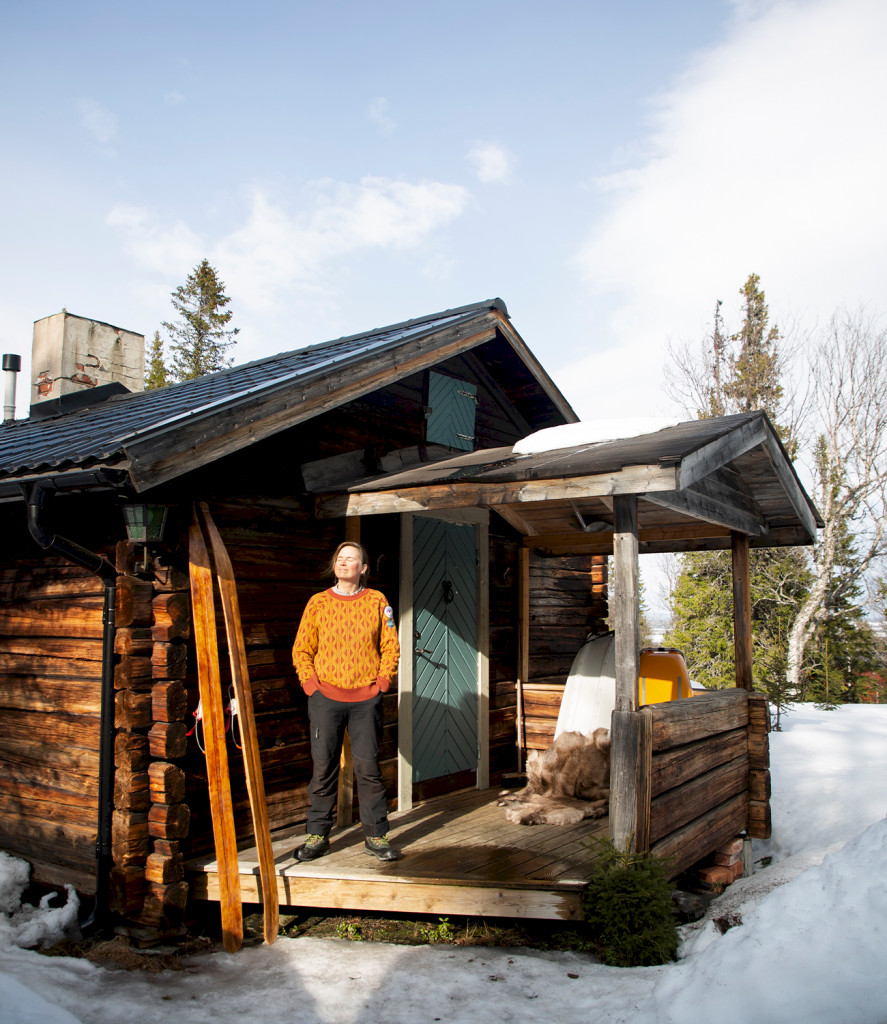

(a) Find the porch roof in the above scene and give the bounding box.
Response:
[314,411,822,553]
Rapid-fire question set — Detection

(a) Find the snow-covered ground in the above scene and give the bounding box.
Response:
[1,704,886,1024]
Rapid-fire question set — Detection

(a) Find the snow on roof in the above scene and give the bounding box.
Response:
[513,418,681,456]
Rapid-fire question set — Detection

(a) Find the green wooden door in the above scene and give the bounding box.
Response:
[412,517,478,783]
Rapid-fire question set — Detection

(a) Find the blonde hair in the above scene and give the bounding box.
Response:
[326,541,370,587]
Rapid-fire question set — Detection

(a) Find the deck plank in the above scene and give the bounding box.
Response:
[186,788,608,921]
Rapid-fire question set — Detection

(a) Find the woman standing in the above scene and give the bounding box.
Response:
[292,541,400,862]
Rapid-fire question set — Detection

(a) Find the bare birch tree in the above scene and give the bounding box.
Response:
[786,309,887,690]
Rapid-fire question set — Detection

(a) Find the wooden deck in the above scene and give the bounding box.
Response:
[187,788,608,921]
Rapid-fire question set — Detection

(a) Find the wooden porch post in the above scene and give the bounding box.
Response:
[731,531,753,691]
[517,547,530,771]
[610,494,641,852]
[397,513,414,811]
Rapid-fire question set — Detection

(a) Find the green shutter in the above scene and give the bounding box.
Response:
[426,372,477,451]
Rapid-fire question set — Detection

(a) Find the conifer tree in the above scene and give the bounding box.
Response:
[144,331,170,390]
[663,275,806,713]
[162,260,238,381]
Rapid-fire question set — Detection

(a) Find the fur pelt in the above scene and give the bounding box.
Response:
[498,728,611,826]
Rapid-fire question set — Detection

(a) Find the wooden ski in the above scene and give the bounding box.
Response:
[200,503,280,945]
[188,509,243,954]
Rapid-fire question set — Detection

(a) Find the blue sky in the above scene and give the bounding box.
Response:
[1,0,884,425]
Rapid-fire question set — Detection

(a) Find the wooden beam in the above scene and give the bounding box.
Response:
[523,523,732,549]
[477,521,490,791]
[759,430,819,540]
[636,709,653,852]
[397,514,414,812]
[127,317,499,492]
[517,547,530,773]
[613,495,639,714]
[315,464,679,519]
[196,873,583,921]
[518,547,530,686]
[610,494,640,854]
[488,504,539,536]
[731,531,753,691]
[677,416,768,491]
[643,487,768,536]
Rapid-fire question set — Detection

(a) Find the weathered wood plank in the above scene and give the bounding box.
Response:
[650,689,748,751]
[749,768,771,802]
[0,637,103,661]
[151,680,187,724]
[643,488,767,537]
[194,873,582,921]
[650,754,749,843]
[651,791,749,878]
[0,599,104,639]
[152,592,190,642]
[148,762,186,804]
[613,496,639,714]
[747,799,772,839]
[148,721,188,760]
[116,578,154,628]
[317,464,679,519]
[731,532,753,690]
[747,692,771,732]
[651,727,748,798]
[748,728,770,771]
[0,676,101,716]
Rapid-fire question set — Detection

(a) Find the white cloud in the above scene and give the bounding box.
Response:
[466,142,515,184]
[368,97,395,137]
[108,176,470,314]
[565,0,887,420]
[164,91,186,106]
[76,99,116,145]
[106,205,204,274]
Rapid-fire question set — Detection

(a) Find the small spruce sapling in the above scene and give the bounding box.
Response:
[579,834,678,967]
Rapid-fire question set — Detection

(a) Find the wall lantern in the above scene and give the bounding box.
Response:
[121,504,169,570]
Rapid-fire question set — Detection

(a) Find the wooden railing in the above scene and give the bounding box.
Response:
[615,689,771,877]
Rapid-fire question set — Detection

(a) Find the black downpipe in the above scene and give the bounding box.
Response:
[24,483,118,935]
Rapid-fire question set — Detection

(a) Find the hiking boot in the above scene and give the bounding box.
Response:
[296,834,330,861]
[364,834,399,861]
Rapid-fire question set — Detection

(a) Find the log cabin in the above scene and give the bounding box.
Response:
[0,299,819,934]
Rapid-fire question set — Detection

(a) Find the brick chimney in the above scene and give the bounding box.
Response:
[31,312,144,405]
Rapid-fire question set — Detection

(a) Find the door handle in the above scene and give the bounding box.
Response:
[415,647,434,655]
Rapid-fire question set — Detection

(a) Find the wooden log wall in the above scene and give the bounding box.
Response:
[747,692,772,839]
[110,544,191,930]
[0,554,104,893]
[640,687,770,877]
[522,554,608,753]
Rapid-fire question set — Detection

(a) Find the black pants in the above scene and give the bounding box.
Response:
[306,690,389,838]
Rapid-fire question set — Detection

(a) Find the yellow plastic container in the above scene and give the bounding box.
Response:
[638,648,692,705]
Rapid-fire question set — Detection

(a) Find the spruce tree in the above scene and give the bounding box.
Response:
[162,260,238,381]
[144,331,170,390]
[664,275,805,714]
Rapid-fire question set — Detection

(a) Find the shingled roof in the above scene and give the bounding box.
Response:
[0,298,547,496]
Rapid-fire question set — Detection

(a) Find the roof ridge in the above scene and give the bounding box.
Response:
[67,298,508,410]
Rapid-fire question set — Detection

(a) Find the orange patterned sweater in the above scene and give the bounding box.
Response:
[292,588,400,702]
